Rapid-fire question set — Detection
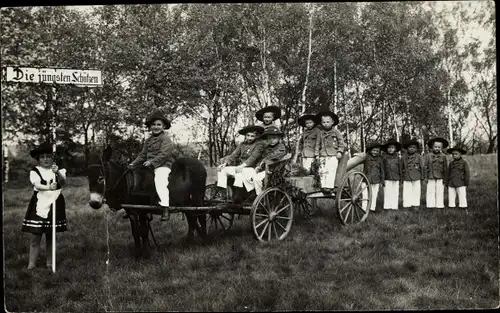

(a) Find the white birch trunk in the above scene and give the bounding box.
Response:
[293,4,314,164]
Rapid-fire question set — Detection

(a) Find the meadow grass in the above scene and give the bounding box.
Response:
[3,154,499,311]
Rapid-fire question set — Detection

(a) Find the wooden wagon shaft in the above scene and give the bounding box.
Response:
[121,204,252,214]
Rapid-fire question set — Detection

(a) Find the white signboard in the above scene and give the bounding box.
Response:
[3,66,102,87]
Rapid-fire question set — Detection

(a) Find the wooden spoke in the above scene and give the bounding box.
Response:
[354,183,369,200]
[343,203,352,222]
[340,201,350,213]
[258,222,270,239]
[217,217,227,231]
[259,203,269,214]
[275,204,291,215]
[275,215,291,220]
[255,218,269,229]
[353,203,360,221]
[255,213,269,218]
[221,214,232,221]
[274,195,286,211]
[267,222,272,241]
[272,222,279,239]
[276,220,287,231]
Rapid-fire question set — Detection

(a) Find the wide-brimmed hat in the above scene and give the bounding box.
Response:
[403,139,420,149]
[145,110,171,129]
[255,106,281,122]
[315,111,339,126]
[427,137,449,149]
[30,142,54,160]
[447,145,467,155]
[366,142,382,152]
[260,126,284,138]
[382,138,402,152]
[297,114,319,127]
[238,125,265,136]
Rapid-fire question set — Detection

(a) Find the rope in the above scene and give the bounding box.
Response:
[104,209,114,310]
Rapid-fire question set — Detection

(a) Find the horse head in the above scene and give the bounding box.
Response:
[87,146,128,210]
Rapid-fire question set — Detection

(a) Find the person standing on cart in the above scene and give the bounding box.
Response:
[314,110,346,193]
[217,125,265,197]
[297,113,321,174]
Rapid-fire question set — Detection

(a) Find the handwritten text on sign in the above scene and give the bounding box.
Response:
[4,67,102,87]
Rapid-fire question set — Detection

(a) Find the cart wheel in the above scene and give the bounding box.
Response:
[250,187,293,242]
[206,211,234,236]
[336,171,371,225]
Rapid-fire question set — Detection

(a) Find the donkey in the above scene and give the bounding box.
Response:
[87,146,207,258]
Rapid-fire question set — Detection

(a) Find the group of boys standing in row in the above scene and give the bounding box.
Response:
[216,105,471,211]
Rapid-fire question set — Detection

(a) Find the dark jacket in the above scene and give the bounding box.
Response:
[425,153,448,181]
[446,158,470,187]
[401,152,425,181]
[299,127,321,158]
[363,154,385,184]
[383,153,401,181]
[315,127,346,157]
[130,132,175,169]
[225,140,265,168]
[256,142,287,171]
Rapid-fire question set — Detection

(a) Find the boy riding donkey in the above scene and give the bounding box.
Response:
[129,110,174,221]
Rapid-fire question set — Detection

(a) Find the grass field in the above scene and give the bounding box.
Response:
[3,154,499,311]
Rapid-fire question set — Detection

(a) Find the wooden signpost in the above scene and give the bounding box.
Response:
[3,66,102,273]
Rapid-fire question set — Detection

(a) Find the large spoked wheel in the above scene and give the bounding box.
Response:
[250,187,293,242]
[336,171,372,225]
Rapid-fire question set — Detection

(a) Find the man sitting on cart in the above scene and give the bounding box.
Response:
[252,126,288,196]
[217,125,265,199]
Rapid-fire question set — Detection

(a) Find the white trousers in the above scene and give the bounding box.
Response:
[217,166,257,192]
[403,180,421,208]
[383,180,399,210]
[302,157,314,173]
[154,167,171,207]
[361,183,379,212]
[253,171,267,195]
[448,186,467,208]
[319,156,338,189]
[426,179,444,208]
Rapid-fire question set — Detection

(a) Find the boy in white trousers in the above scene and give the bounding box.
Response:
[297,113,321,174]
[382,138,402,210]
[401,139,425,209]
[217,125,265,197]
[445,145,470,210]
[424,137,449,209]
[314,111,345,193]
[129,110,174,220]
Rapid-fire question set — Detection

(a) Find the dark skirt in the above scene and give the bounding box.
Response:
[21,191,67,234]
